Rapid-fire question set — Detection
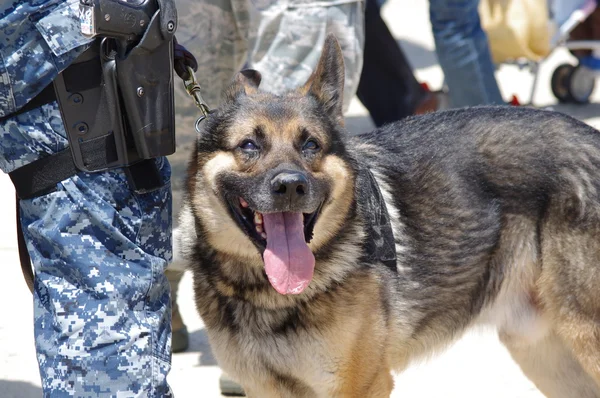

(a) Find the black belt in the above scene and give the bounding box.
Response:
[6,83,163,199]
[10,150,163,199]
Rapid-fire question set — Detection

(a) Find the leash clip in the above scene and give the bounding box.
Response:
[183,66,212,132]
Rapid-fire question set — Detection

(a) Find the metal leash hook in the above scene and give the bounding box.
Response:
[183,66,212,133]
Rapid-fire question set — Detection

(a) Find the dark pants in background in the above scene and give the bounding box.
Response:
[357,0,429,127]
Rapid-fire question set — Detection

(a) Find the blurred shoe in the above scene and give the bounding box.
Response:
[171,300,189,353]
[509,94,521,106]
[166,268,189,353]
[414,82,440,115]
[220,373,246,396]
[414,92,439,115]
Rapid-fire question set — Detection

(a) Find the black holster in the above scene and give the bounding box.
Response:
[9,0,179,295]
[9,0,178,199]
[54,0,176,174]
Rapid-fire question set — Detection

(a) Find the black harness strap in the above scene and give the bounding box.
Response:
[356,167,397,271]
[10,132,162,200]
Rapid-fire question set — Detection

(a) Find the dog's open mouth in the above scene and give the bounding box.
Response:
[227,197,322,295]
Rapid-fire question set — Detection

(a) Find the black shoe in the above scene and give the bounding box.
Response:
[220,373,245,396]
[171,325,189,353]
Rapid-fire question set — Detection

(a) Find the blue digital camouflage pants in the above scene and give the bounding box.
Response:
[2,102,173,397]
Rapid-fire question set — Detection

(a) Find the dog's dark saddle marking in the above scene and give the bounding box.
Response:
[356,166,397,271]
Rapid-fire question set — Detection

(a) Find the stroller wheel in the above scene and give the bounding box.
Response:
[567,64,596,104]
[551,64,574,103]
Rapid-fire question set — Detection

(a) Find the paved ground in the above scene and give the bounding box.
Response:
[2,0,600,397]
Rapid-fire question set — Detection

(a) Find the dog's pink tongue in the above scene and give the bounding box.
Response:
[262,212,315,295]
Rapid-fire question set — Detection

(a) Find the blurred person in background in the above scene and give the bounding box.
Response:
[174,0,364,111]
[357,0,439,127]
[429,0,505,107]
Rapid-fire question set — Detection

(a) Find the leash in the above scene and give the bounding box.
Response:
[175,36,213,131]
[182,65,213,132]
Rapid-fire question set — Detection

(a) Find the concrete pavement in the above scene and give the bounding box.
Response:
[2,0,600,396]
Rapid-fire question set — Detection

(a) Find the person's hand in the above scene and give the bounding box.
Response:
[174,36,198,81]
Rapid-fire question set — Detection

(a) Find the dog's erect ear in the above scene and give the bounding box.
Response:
[224,69,262,102]
[300,34,345,125]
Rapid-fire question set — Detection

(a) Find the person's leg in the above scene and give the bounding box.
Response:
[12,104,173,397]
[166,269,189,353]
[357,0,434,126]
[245,0,364,112]
[429,0,504,107]
[175,0,248,108]
[180,0,364,111]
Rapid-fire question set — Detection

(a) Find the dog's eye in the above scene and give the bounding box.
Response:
[302,139,320,152]
[240,140,259,151]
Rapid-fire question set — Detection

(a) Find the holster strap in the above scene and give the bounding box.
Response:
[9,148,77,200]
[9,148,162,200]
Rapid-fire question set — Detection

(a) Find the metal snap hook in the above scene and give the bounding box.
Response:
[183,66,211,118]
[195,116,206,133]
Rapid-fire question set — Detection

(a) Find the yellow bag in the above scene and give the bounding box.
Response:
[479,0,552,63]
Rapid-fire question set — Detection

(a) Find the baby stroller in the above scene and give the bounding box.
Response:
[480,0,599,105]
[550,0,599,103]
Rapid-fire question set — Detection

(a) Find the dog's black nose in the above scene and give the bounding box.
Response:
[271,171,308,201]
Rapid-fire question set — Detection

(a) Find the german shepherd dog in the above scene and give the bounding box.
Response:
[178,35,600,397]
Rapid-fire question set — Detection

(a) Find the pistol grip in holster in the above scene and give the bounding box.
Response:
[116,7,175,160]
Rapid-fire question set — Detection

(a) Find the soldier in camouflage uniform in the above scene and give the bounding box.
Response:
[0,0,173,396]
[175,0,365,110]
